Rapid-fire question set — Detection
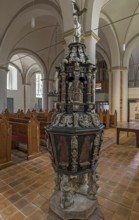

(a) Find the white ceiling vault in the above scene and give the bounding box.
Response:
[99,0,139,68]
[0,0,139,81]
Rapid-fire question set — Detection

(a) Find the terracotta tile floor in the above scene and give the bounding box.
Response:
[0,128,139,220]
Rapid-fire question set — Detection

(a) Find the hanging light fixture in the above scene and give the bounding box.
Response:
[122,43,126,51]
[31,17,35,28]
[31,0,35,28]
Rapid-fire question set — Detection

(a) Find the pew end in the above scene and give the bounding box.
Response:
[0,116,13,169]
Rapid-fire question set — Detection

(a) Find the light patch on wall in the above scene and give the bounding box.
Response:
[96,82,102,90]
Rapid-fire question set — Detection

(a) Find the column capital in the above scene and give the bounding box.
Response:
[23,83,31,86]
[0,66,9,72]
[83,30,100,42]
[109,66,128,72]
[64,29,74,39]
[42,78,54,82]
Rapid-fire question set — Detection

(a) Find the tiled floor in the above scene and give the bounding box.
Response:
[0,128,139,220]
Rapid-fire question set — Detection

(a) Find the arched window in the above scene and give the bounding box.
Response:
[36,73,42,98]
[7,65,18,90]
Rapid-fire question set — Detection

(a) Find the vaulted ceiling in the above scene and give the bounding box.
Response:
[99,0,139,67]
[0,0,139,78]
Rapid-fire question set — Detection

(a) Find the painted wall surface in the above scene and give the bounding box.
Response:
[129,102,139,121]
[96,92,108,102]
[128,88,139,99]
[7,72,38,112]
[7,72,24,112]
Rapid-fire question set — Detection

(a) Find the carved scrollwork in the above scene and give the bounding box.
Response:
[52,112,101,129]
[60,175,74,209]
[91,132,103,168]
[87,112,101,127]
[78,114,92,127]
[87,172,99,200]
[59,115,73,127]
[71,135,78,172]
[52,113,64,127]
[73,113,79,127]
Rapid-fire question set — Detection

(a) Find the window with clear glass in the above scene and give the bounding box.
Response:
[36,73,43,98]
[7,65,18,90]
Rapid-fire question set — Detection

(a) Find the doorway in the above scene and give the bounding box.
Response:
[7,97,14,112]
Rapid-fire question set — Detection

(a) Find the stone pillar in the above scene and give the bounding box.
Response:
[87,72,92,104]
[121,68,128,122]
[61,72,66,103]
[24,84,31,112]
[84,31,100,64]
[91,70,96,105]
[42,78,47,111]
[0,67,8,113]
[108,70,112,114]
[111,68,121,122]
[47,79,54,112]
[84,32,99,109]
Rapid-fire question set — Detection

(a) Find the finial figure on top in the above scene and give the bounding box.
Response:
[72,1,87,43]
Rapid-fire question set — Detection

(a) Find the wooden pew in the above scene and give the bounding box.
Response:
[103,110,110,129]
[98,110,110,128]
[110,110,117,127]
[0,116,13,169]
[2,109,57,150]
[98,110,117,128]
[98,110,103,123]
[9,116,48,147]
[10,117,41,160]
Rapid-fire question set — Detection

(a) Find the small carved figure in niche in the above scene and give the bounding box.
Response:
[78,81,83,102]
[80,136,90,167]
[69,46,77,63]
[68,81,74,103]
[58,136,69,168]
[68,80,83,103]
[78,46,85,63]
[74,61,79,70]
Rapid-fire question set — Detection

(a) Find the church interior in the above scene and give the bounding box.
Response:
[0,0,139,219]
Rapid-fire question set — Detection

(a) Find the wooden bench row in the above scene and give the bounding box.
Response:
[1,108,58,143]
[3,109,55,123]
[8,116,49,143]
[98,110,117,129]
[0,115,48,169]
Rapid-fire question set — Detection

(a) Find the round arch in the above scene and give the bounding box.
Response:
[98,13,120,66]
[59,0,74,33]
[0,1,63,65]
[96,45,111,69]
[123,34,139,67]
[84,0,111,34]
[7,48,47,83]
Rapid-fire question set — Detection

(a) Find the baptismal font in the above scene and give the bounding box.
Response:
[45,2,104,219]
